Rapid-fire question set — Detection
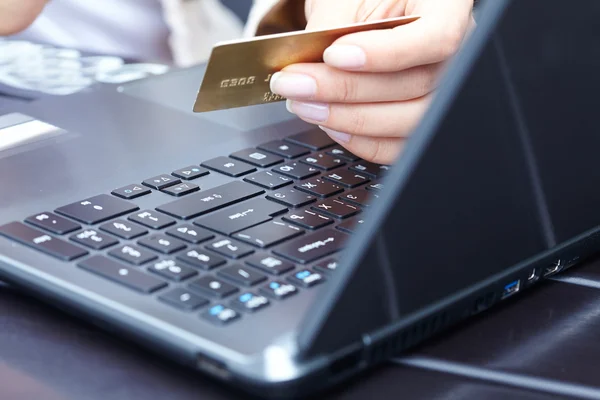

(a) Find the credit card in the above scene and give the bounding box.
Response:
[193,15,420,113]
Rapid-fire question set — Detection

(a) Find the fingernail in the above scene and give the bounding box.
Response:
[320,126,351,144]
[323,45,366,70]
[287,100,329,122]
[270,71,317,99]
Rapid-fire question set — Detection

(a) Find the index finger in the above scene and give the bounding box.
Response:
[323,3,474,72]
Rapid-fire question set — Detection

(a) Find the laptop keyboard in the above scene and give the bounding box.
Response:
[0,130,387,325]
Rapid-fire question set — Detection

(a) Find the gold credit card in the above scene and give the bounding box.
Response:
[193,15,420,113]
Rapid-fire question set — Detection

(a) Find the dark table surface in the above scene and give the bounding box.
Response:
[3,257,600,399]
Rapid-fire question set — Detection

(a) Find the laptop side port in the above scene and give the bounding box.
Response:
[527,268,540,285]
[196,353,230,380]
[544,259,563,277]
[501,279,521,299]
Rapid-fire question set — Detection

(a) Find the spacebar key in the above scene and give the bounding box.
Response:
[274,228,349,264]
[79,255,167,293]
[157,181,265,219]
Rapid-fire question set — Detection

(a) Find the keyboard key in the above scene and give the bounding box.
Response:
[165,224,214,244]
[201,156,256,177]
[350,162,389,178]
[230,148,283,168]
[245,254,294,275]
[143,174,181,190]
[190,276,238,298]
[218,265,267,286]
[177,248,226,270]
[282,209,333,230]
[138,234,186,254]
[326,146,360,162]
[194,197,287,235]
[312,199,360,219]
[339,188,373,207]
[159,288,208,310]
[285,130,335,150]
[273,162,320,180]
[172,166,209,180]
[111,184,151,200]
[260,281,298,300]
[314,257,339,274]
[128,210,176,229]
[244,170,293,190]
[233,221,303,248]
[56,194,139,225]
[162,182,200,197]
[258,140,309,159]
[70,229,118,250]
[366,182,385,191]
[78,255,167,293]
[202,304,240,325]
[337,216,366,234]
[108,244,157,265]
[295,178,344,198]
[323,169,370,188]
[299,153,345,171]
[266,188,316,208]
[0,222,87,261]
[231,292,269,313]
[99,219,147,239]
[274,228,349,264]
[157,181,264,220]
[149,259,198,282]
[25,212,80,234]
[207,238,254,259]
[288,269,325,287]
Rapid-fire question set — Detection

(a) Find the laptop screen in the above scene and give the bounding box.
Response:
[298,0,600,357]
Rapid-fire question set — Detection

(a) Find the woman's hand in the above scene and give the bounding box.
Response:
[0,0,46,35]
[270,0,475,164]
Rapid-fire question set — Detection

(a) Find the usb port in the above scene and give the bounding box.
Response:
[544,260,562,277]
[502,280,521,299]
[527,268,540,284]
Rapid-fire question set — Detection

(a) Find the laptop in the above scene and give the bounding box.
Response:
[2,0,600,397]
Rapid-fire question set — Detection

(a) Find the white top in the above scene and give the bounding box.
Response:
[10,0,279,66]
[13,0,173,63]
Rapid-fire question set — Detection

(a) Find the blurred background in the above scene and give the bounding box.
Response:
[0,0,254,103]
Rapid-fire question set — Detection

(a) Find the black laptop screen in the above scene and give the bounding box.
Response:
[298,0,600,357]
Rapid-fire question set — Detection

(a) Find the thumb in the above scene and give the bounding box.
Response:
[305,0,364,30]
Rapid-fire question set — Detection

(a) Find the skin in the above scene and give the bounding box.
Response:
[270,0,476,164]
[0,0,47,35]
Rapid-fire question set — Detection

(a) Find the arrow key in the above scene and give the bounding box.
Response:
[172,166,209,180]
[166,224,214,244]
[162,182,200,197]
[143,174,181,190]
[112,184,152,200]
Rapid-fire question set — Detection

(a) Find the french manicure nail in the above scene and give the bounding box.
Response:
[323,45,367,70]
[287,100,329,122]
[270,72,317,99]
[320,126,351,143]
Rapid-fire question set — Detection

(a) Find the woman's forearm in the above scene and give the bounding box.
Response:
[0,0,47,35]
